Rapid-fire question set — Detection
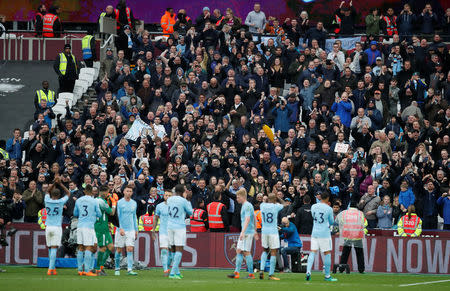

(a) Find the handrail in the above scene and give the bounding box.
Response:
[101,34,115,49]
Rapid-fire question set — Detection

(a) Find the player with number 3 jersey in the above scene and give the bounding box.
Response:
[306,192,337,282]
[74,185,102,276]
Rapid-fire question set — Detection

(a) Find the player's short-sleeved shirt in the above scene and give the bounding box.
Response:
[155,202,169,235]
[167,195,193,230]
[240,201,255,235]
[260,203,283,235]
[311,202,334,238]
[117,198,138,232]
[44,194,69,227]
[74,195,101,229]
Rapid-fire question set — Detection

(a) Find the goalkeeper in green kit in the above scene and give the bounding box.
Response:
[94,185,118,275]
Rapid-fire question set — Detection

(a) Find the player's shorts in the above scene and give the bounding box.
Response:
[168,228,186,247]
[96,230,113,247]
[310,237,332,252]
[45,226,62,247]
[261,233,280,249]
[114,230,136,248]
[77,227,97,246]
[236,234,254,252]
[159,233,169,248]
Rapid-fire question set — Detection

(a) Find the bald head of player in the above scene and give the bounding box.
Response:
[268,193,277,203]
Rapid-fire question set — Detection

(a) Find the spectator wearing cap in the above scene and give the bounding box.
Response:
[364,41,381,67]
[53,43,78,93]
[115,24,136,61]
[404,73,427,109]
[196,7,216,32]
[99,48,115,80]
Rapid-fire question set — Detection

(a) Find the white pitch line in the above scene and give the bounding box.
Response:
[399,279,450,287]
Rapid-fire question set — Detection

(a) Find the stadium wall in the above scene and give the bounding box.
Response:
[0,224,449,274]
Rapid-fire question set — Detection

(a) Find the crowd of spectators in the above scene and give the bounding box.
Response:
[1,2,450,236]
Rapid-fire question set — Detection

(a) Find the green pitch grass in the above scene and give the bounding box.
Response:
[1,266,449,291]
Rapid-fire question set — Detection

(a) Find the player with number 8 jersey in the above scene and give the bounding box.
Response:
[259,194,283,280]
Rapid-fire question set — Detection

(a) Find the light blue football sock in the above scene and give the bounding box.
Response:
[49,248,57,270]
[115,251,121,270]
[269,255,277,276]
[324,253,331,277]
[234,253,243,273]
[260,252,268,272]
[170,251,182,275]
[161,249,169,271]
[245,255,254,274]
[306,252,315,274]
[77,250,84,272]
[84,250,92,272]
[126,251,134,271]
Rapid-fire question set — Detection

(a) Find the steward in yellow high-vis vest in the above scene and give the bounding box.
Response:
[81,31,96,68]
[35,80,56,109]
[53,43,78,93]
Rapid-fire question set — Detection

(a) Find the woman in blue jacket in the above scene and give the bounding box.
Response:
[331,92,352,128]
[272,100,293,138]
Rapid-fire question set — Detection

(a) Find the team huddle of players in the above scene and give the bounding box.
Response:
[43,177,336,281]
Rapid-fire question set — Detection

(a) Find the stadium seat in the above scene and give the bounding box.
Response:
[93,62,100,80]
[52,103,66,118]
[79,68,96,86]
[57,93,75,107]
[74,79,89,94]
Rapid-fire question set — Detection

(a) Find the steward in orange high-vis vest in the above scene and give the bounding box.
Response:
[254,209,262,230]
[207,200,227,232]
[138,213,159,231]
[383,13,398,36]
[190,208,207,232]
[336,204,368,273]
[161,8,176,36]
[397,205,422,237]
